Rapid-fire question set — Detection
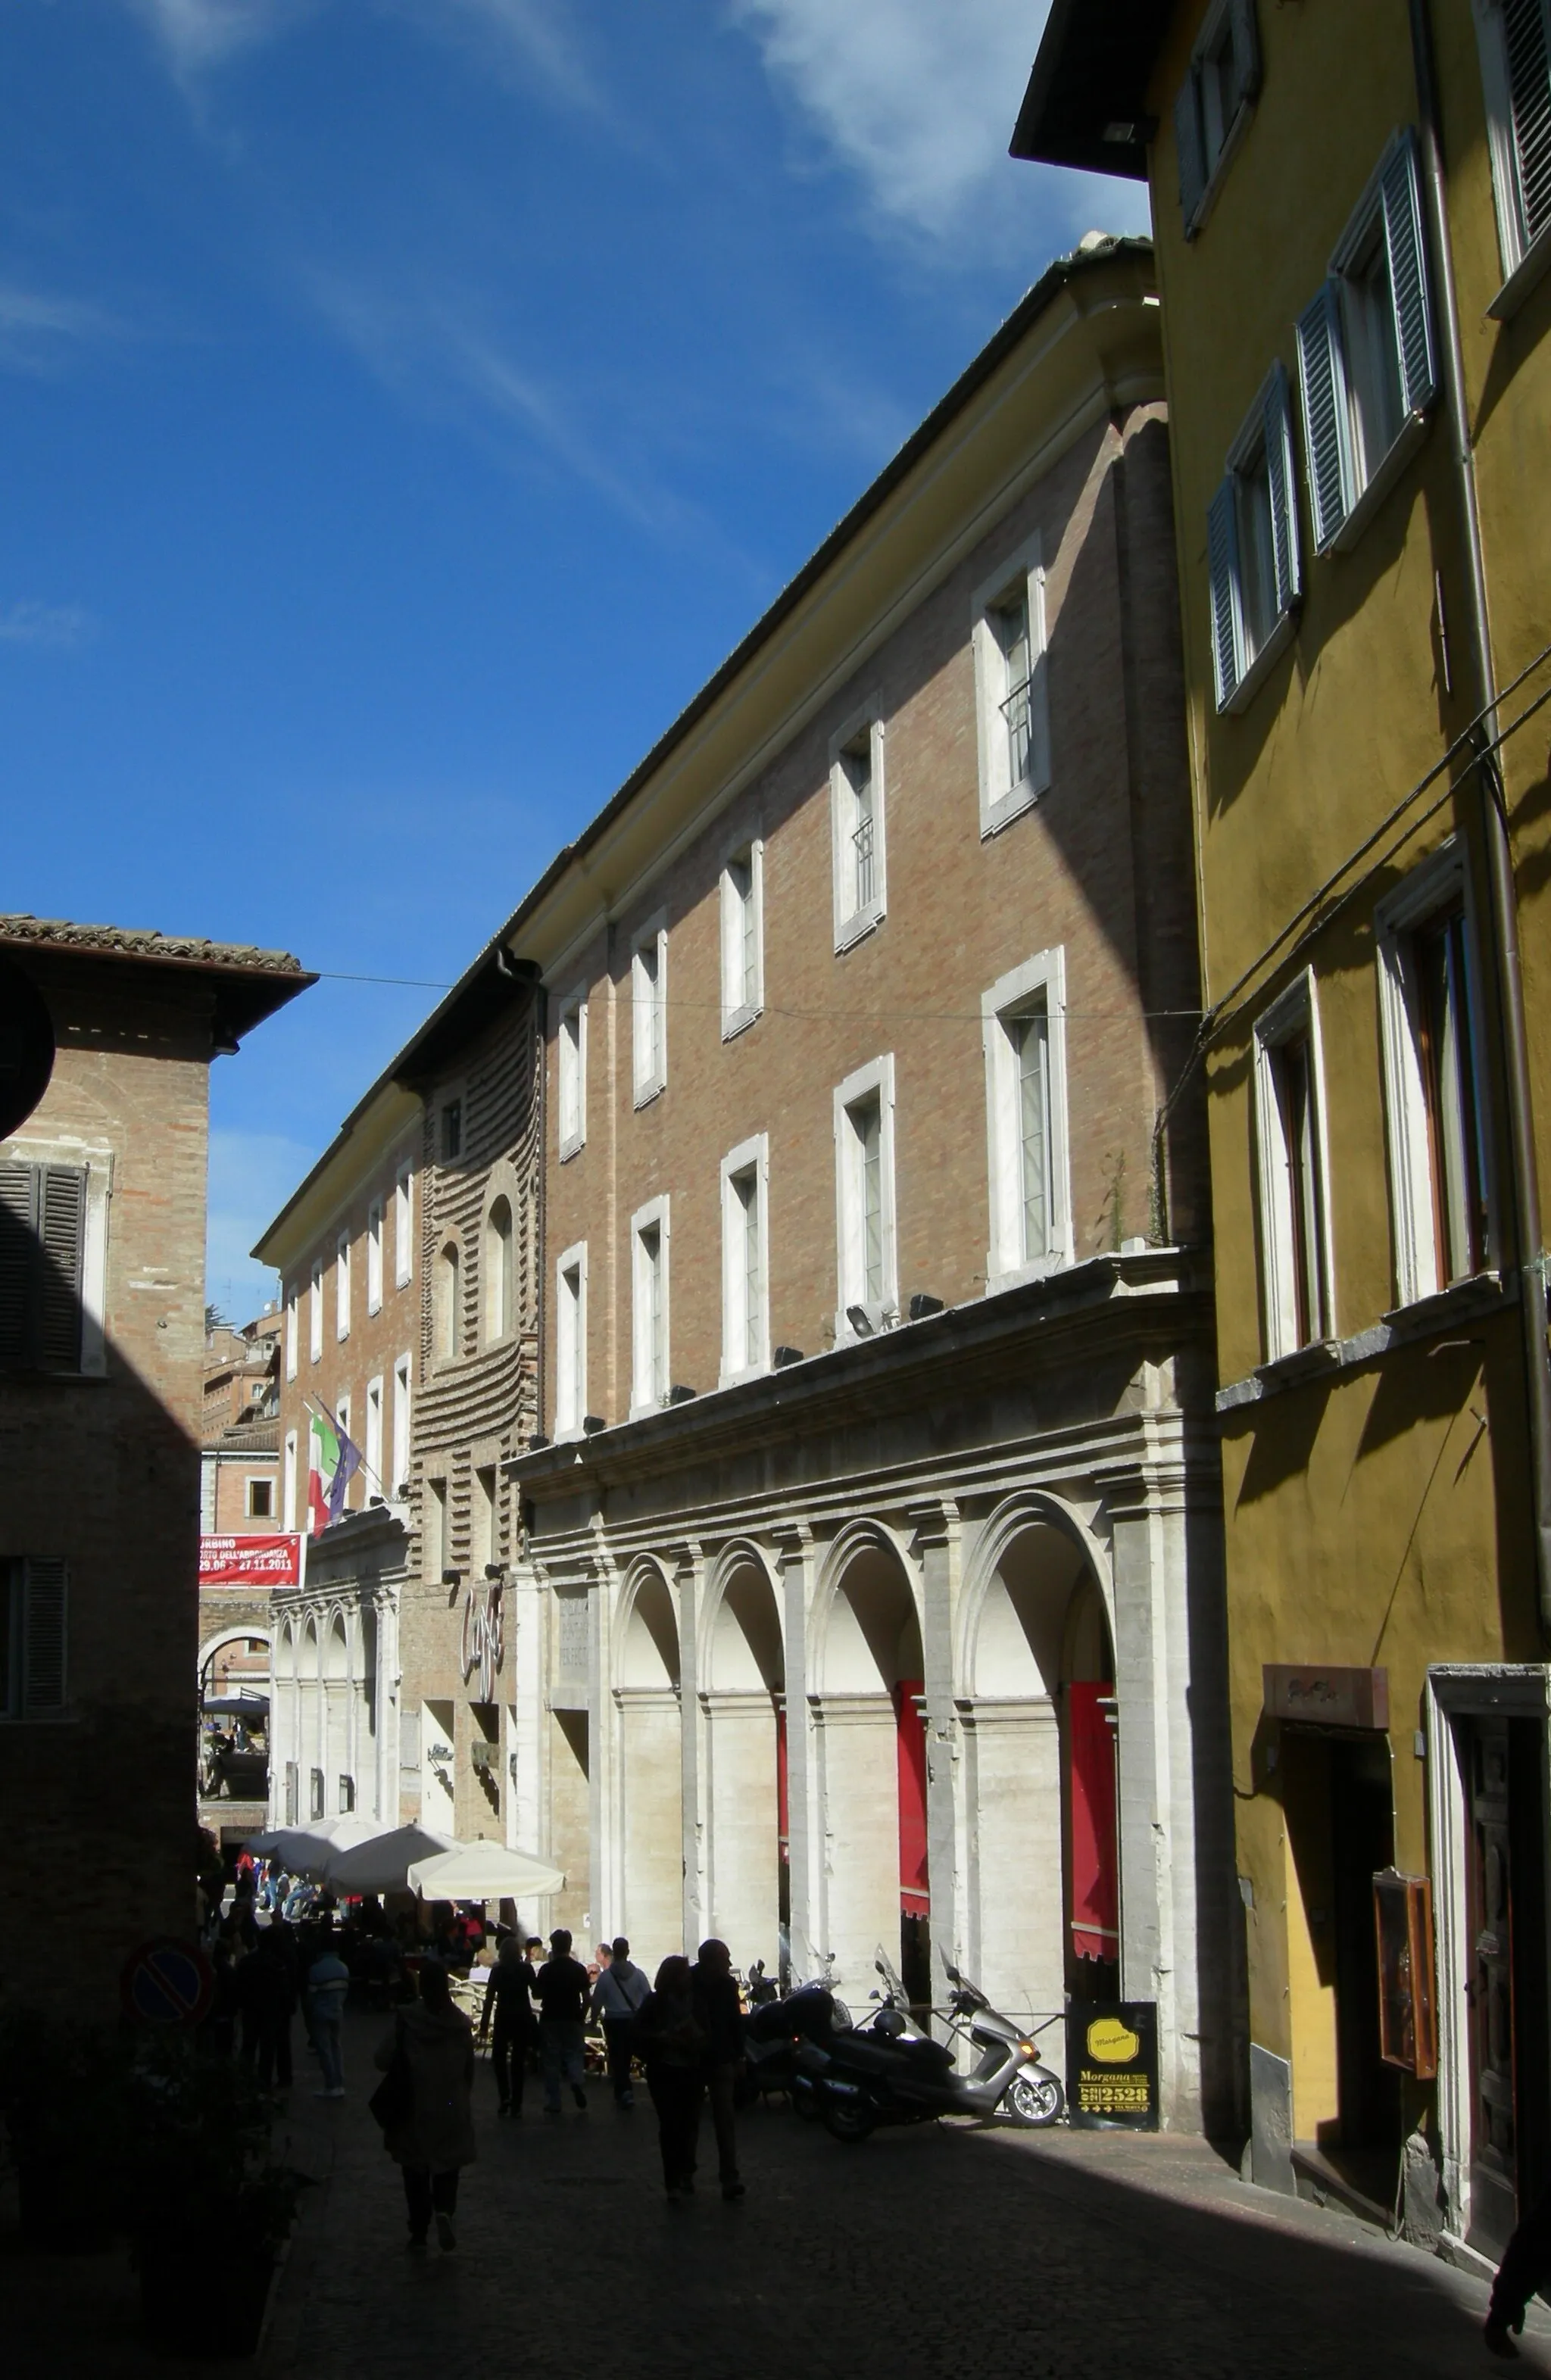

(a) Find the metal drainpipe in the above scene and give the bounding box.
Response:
[1409,0,1551,1633]
[533,978,548,1444]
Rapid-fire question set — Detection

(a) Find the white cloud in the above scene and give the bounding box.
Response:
[0,601,97,650]
[732,0,1148,243]
[392,0,601,111]
[124,0,313,77]
[0,283,125,375]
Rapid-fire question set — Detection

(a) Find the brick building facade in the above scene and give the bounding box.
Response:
[0,916,308,2014]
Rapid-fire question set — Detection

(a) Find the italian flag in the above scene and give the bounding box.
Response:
[307,1406,341,1538]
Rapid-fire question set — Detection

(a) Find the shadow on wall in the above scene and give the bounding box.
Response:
[0,1209,203,2017]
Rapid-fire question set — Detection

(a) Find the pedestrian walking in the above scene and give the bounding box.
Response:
[1485,2182,1551,2357]
[591,1935,650,2107]
[373,1961,476,2254]
[479,1933,538,2116]
[692,1937,747,2200]
[236,1925,298,2090]
[535,1927,592,2115]
[635,1956,707,2199]
[307,1918,350,2099]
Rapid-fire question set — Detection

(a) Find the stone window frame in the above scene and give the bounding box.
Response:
[631,912,669,1109]
[832,1053,897,1343]
[719,1129,770,1387]
[557,990,588,1159]
[829,700,887,953]
[629,1193,672,1418]
[554,1240,588,1440]
[720,838,766,1037]
[981,945,1072,1296]
[971,530,1052,841]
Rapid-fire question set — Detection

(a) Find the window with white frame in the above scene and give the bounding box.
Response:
[720,842,765,1034]
[1174,0,1262,237]
[1296,130,1437,554]
[367,1198,384,1314]
[285,1286,298,1380]
[630,1198,670,1414]
[1208,363,1302,712]
[364,1374,384,1502]
[557,993,588,1159]
[972,535,1051,838]
[981,950,1072,1291]
[0,1558,67,1719]
[555,1243,587,1437]
[719,1133,769,1383]
[485,1195,513,1343]
[394,1159,413,1288]
[392,1354,411,1496]
[0,1138,111,1379]
[833,1056,897,1339]
[632,916,668,1106]
[282,1428,298,1531]
[830,710,887,950]
[1253,973,1334,1360]
[335,1231,351,1340]
[1475,1,1551,305]
[1377,847,1491,1307]
[309,1256,323,1363]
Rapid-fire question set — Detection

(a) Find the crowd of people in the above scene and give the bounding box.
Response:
[195,1836,757,2249]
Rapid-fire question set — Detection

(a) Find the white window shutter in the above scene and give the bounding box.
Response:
[1505,0,1551,245]
[1381,131,1438,417]
[1297,282,1350,551]
[1175,76,1207,229]
[1230,0,1262,111]
[1262,360,1303,616]
[1208,480,1243,711]
[23,1558,67,1712]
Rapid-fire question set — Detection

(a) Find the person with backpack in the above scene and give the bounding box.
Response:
[373,1962,476,2252]
[591,1935,650,2108]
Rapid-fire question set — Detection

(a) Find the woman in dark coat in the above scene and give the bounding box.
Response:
[374,1962,477,2251]
[633,1954,707,2199]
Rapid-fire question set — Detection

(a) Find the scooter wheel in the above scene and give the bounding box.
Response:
[1002,2069,1065,2128]
[791,2088,822,2123]
[822,2095,877,2144]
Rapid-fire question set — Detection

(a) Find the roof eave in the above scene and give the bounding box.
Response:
[1008,0,1170,182]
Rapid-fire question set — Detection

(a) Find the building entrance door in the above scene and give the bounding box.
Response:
[1461,1715,1551,2257]
[894,1680,930,2013]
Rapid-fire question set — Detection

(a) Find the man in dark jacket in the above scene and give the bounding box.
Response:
[535,1927,592,2114]
[691,1938,746,2200]
[236,1925,298,2089]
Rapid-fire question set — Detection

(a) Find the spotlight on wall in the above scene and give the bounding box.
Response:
[667,1383,697,1404]
[527,1433,551,1452]
[484,1563,504,1582]
[907,1293,944,1320]
[845,1305,875,1337]
[582,1414,607,1435]
[441,1568,462,1587]
[773,1345,805,1369]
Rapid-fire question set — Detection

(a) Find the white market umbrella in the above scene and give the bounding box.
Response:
[254,1816,383,1878]
[323,1823,460,1894]
[407,1842,565,1901]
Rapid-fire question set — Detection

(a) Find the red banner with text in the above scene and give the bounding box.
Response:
[199,1534,303,1587]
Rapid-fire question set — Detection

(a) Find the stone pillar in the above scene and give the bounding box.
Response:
[673,1542,704,1955]
[614,1687,685,1970]
[811,1693,898,2000]
[908,1498,961,2006]
[701,1689,782,1973]
[771,1523,815,1985]
[957,1696,1065,2017]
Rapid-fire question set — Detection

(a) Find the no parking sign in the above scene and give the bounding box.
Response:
[120,1938,214,2026]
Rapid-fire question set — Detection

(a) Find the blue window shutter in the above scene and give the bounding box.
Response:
[1262,360,1302,615]
[1230,0,1262,111]
[1381,131,1437,416]
[1208,480,1242,710]
[1297,282,1349,551]
[1175,76,1207,230]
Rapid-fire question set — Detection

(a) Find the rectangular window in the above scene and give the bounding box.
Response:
[0,1558,67,1719]
[632,919,668,1105]
[1297,131,1437,553]
[631,1198,671,1414]
[335,1231,351,1341]
[834,1056,897,1340]
[285,1287,298,1381]
[309,1256,323,1363]
[245,1477,274,1520]
[0,1160,86,1374]
[557,994,588,1159]
[1476,0,1551,304]
[972,536,1051,838]
[981,950,1072,1291]
[555,1243,588,1438]
[1174,0,1262,236]
[426,1477,448,1583]
[1208,363,1302,713]
[364,1374,384,1503]
[442,1099,463,1162]
[394,1160,413,1288]
[1253,974,1334,1361]
[392,1354,411,1496]
[367,1198,384,1314]
[720,843,765,1035]
[283,1429,298,1532]
[1377,850,1492,1306]
[474,1465,498,1576]
[830,712,887,950]
[720,1134,769,1383]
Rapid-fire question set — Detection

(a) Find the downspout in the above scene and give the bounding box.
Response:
[532,976,548,1446]
[1409,0,1551,1633]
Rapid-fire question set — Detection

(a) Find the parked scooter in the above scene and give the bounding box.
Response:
[791,1956,1065,2141]
[736,1979,841,2108]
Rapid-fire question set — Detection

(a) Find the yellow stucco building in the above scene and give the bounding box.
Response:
[1018,0,1551,2259]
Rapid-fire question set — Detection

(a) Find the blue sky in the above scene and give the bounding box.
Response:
[2,0,1147,1321]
